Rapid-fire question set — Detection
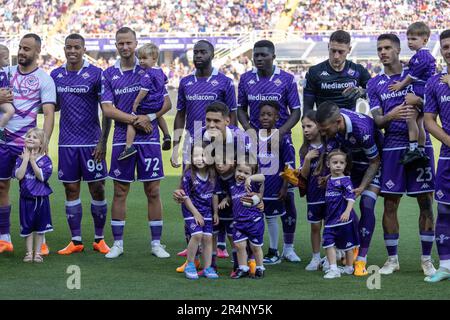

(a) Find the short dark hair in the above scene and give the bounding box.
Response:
[259,101,280,112]
[65,33,85,46]
[316,101,341,124]
[22,33,41,48]
[195,40,214,53]
[330,30,351,45]
[254,40,275,54]
[440,29,450,42]
[206,101,230,117]
[116,27,136,40]
[407,22,431,38]
[377,33,401,48]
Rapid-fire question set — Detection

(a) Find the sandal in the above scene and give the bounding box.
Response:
[23,252,33,263]
[33,253,43,263]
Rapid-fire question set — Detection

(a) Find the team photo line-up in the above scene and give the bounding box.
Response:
[0,24,450,282]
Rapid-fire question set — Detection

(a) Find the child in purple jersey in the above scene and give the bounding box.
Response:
[14,128,53,263]
[322,150,359,279]
[119,43,172,160]
[389,22,436,166]
[299,110,327,271]
[229,159,266,279]
[0,69,14,142]
[181,144,219,280]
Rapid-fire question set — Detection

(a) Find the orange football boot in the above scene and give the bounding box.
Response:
[93,239,110,254]
[58,241,84,255]
[41,243,50,256]
[0,240,13,253]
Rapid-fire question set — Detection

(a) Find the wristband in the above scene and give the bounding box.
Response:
[147,113,156,121]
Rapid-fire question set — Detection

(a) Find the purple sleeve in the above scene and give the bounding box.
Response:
[286,77,301,110]
[225,78,237,111]
[101,72,114,104]
[181,169,192,197]
[0,71,8,87]
[140,73,155,92]
[367,79,382,112]
[408,52,429,80]
[343,177,355,202]
[96,70,103,97]
[38,156,53,182]
[360,128,379,159]
[303,71,318,98]
[282,135,296,168]
[237,77,248,109]
[176,80,186,111]
[424,78,438,114]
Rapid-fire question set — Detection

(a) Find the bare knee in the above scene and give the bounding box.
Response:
[88,181,105,201]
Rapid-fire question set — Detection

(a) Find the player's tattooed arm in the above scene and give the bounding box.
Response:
[279,108,301,137]
[101,102,137,124]
[354,155,380,197]
[371,104,408,129]
[424,112,450,147]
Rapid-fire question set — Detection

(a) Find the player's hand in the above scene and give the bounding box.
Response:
[218,198,230,210]
[352,186,364,198]
[440,74,450,87]
[133,115,153,134]
[387,103,409,121]
[22,148,30,161]
[170,150,181,168]
[404,93,421,107]
[342,86,364,100]
[213,213,219,226]
[194,214,204,227]
[0,88,13,104]
[92,141,107,163]
[404,104,419,121]
[173,189,187,204]
[388,81,403,92]
[305,149,319,161]
[340,211,350,222]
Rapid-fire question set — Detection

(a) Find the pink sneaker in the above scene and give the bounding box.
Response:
[197,269,204,277]
[177,248,188,257]
[217,248,229,259]
[230,269,237,278]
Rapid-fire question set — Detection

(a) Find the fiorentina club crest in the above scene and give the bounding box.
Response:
[81,72,90,79]
[274,78,282,87]
[210,79,219,87]
[349,136,356,144]
[138,70,145,75]
[347,68,355,76]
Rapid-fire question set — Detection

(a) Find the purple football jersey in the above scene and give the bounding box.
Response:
[324,176,356,228]
[0,69,8,87]
[101,59,159,144]
[300,143,326,204]
[14,155,53,197]
[238,66,301,130]
[367,69,431,148]
[257,131,295,199]
[230,180,263,223]
[138,67,168,114]
[214,173,234,219]
[177,68,236,135]
[408,48,436,97]
[51,61,102,146]
[424,68,450,157]
[181,168,214,220]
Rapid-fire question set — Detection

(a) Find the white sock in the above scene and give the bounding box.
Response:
[388,255,398,260]
[440,260,450,271]
[114,240,123,247]
[239,265,250,272]
[283,243,293,250]
[72,236,82,242]
[330,264,338,271]
[266,218,279,251]
[421,255,431,261]
[0,234,11,242]
[256,265,265,271]
[344,266,354,274]
[356,256,367,262]
[312,252,321,260]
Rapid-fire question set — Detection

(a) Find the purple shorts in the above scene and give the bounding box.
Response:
[307,202,326,224]
[435,158,450,204]
[322,222,359,251]
[0,144,22,180]
[19,196,53,237]
[213,218,234,235]
[185,219,213,236]
[58,146,108,183]
[351,163,381,189]
[109,143,164,182]
[233,217,265,247]
[380,146,435,196]
[263,200,286,218]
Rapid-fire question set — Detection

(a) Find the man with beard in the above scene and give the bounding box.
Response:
[0,34,56,254]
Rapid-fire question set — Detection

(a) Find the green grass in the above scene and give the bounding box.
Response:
[0,114,449,300]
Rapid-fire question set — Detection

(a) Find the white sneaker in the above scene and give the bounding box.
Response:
[339,266,354,275]
[321,257,330,272]
[105,244,123,259]
[305,258,321,271]
[324,268,341,279]
[282,249,301,262]
[379,257,400,275]
[421,258,436,277]
[152,243,170,258]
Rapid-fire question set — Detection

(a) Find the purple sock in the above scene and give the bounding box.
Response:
[111,219,125,241]
[66,199,82,240]
[149,220,163,245]
[0,205,11,236]
[420,231,435,257]
[91,200,107,239]
[358,192,377,258]
[436,204,450,261]
[282,193,297,235]
[232,250,239,270]
[384,233,399,257]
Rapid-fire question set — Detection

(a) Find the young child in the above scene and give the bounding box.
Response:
[0,67,14,142]
[299,110,327,271]
[229,158,266,279]
[257,101,300,264]
[322,149,359,279]
[118,43,172,160]
[180,144,218,280]
[14,128,53,263]
[389,22,436,166]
